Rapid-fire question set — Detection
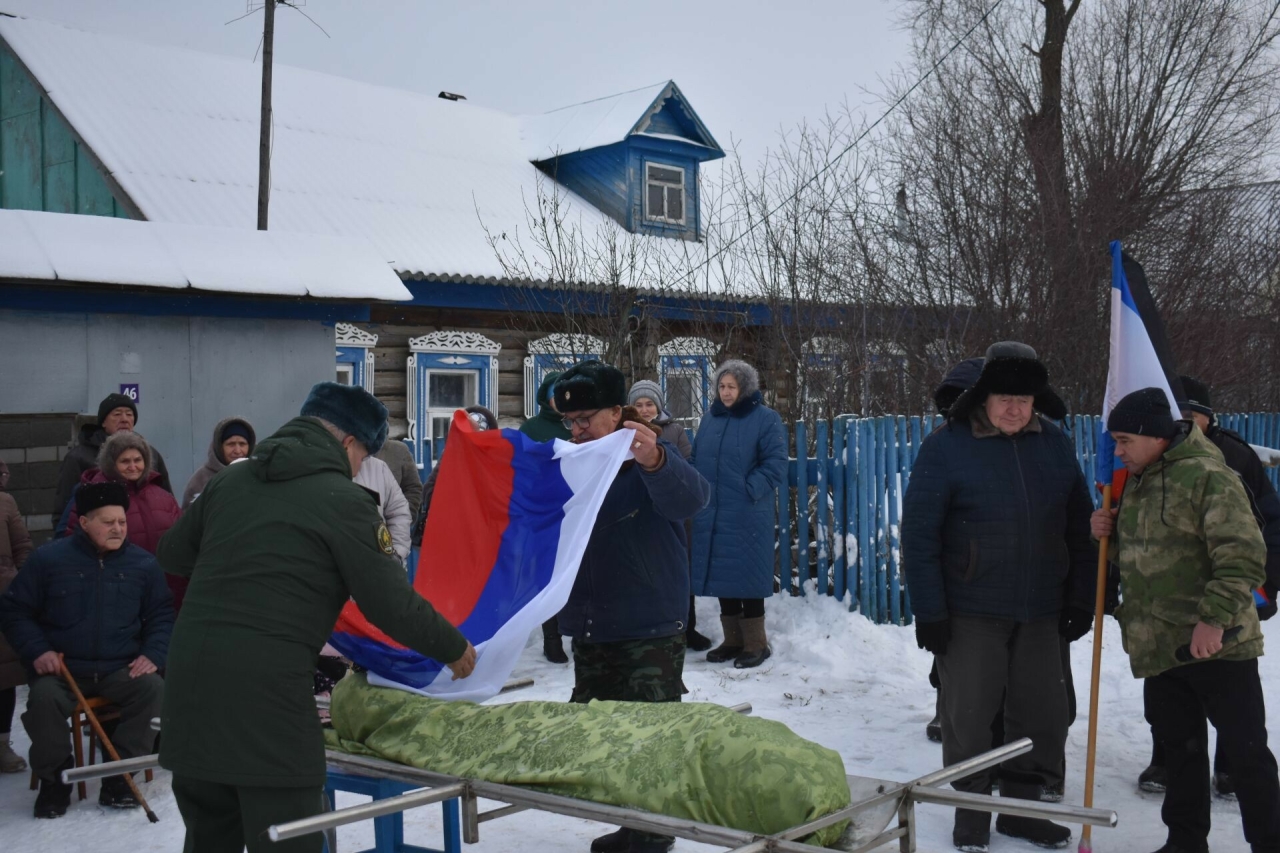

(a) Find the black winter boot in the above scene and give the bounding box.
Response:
[98,774,140,809]
[997,780,1071,848]
[952,808,991,852]
[926,712,942,743]
[1139,762,1168,793]
[685,596,712,651]
[34,757,73,819]
[542,618,568,664]
[1212,770,1236,799]
[590,827,632,853]
[706,614,743,663]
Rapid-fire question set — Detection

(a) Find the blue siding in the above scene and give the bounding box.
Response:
[642,97,703,144]
[627,138,700,240]
[535,141,630,225]
[0,41,134,218]
[0,285,372,323]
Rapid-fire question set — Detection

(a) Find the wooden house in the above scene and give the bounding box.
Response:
[0,13,764,483]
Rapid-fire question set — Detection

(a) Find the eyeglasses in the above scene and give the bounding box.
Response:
[561,410,602,430]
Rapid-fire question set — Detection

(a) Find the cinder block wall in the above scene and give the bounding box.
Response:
[0,414,77,547]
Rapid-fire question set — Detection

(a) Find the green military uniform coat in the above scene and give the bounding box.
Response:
[157,417,467,788]
[1113,425,1266,679]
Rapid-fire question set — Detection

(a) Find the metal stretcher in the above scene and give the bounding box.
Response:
[69,722,1117,852]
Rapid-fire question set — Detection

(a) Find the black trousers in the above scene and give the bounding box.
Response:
[0,686,15,734]
[23,669,163,781]
[1144,658,1280,851]
[719,598,765,619]
[172,775,326,853]
[936,615,1068,810]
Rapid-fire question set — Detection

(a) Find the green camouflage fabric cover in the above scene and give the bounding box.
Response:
[1113,426,1266,678]
[325,672,850,847]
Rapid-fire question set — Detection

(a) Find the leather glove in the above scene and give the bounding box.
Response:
[1059,607,1094,642]
[915,619,951,656]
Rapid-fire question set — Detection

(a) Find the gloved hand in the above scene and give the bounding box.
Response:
[915,619,951,656]
[1059,607,1094,642]
[1259,582,1278,622]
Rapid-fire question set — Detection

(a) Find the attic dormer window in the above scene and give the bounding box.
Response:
[645,163,685,225]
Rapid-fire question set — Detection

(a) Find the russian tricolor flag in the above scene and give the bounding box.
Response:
[1096,241,1184,495]
[329,411,633,702]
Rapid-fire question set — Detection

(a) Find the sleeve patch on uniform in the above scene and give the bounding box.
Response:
[375,522,395,555]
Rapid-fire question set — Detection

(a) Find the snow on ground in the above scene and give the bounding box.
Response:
[4,592,1275,852]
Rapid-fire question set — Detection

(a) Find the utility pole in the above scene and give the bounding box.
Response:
[257,0,276,230]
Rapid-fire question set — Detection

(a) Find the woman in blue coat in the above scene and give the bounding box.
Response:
[691,359,788,668]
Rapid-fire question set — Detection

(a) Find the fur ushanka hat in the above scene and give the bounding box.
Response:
[554,361,627,412]
[300,382,389,455]
[946,341,1068,422]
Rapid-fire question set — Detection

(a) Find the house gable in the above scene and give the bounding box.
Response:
[527,81,724,241]
[0,39,135,219]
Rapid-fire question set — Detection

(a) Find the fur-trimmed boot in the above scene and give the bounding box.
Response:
[734,616,772,669]
[706,614,743,663]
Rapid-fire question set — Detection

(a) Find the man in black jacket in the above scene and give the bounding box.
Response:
[902,342,1095,852]
[0,482,173,819]
[53,393,173,523]
[1133,375,1280,798]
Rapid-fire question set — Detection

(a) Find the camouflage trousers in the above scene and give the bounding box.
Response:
[570,635,687,846]
[569,634,687,705]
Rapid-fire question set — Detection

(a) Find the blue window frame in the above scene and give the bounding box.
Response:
[659,337,717,430]
[335,323,377,392]
[407,331,500,471]
[523,334,606,418]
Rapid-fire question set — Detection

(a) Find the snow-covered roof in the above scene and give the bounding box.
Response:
[0,13,620,285]
[521,81,721,161]
[0,208,410,300]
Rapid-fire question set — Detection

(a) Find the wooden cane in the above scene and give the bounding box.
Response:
[57,655,159,823]
[1079,484,1112,853]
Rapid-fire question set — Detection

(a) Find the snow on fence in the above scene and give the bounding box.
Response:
[778,413,1280,626]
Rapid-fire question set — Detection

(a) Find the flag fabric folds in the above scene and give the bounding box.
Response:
[329,411,633,703]
[1096,241,1184,494]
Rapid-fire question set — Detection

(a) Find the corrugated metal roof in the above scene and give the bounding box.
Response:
[0,14,619,287]
[0,207,410,300]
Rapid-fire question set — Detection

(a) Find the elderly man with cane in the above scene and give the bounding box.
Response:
[157,383,476,853]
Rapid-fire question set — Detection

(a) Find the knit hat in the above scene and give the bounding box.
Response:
[947,341,1068,422]
[1177,375,1213,417]
[554,361,627,412]
[536,372,562,410]
[221,422,254,444]
[76,481,130,516]
[97,393,138,427]
[628,380,668,415]
[300,382,389,455]
[1107,387,1178,439]
[933,357,984,415]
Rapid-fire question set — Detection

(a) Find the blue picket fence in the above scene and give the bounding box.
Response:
[779,413,1280,625]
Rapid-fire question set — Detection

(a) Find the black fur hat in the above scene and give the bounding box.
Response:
[554,360,627,412]
[1177,375,1212,417]
[75,481,130,516]
[948,341,1068,422]
[300,382,389,455]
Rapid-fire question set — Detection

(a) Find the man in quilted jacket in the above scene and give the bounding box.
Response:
[1091,388,1279,853]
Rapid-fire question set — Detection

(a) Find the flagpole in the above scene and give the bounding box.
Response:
[1079,484,1112,853]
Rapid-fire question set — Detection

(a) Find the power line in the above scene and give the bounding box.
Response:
[672,0,1009,289]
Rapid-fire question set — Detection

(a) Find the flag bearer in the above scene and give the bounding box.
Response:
[1091,387,1280,853]
[157,382,476,853]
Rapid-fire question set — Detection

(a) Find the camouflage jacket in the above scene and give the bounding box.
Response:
[1113,425,1266,678]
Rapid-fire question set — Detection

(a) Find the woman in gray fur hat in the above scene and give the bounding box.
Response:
[690,359,788,668]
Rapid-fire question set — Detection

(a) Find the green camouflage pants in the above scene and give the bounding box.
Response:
[570,634,687,847]
[569,634,687,705]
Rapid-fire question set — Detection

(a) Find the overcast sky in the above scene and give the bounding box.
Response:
[0,0,913,170]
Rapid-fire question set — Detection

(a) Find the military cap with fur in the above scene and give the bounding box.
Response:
[300,381,389,455]
[76,481,130,516]
[553,360,627,412]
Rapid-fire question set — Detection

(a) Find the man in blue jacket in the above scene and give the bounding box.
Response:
[553,360,711,853]
[902,342,1095,853]
[0,482,173,819]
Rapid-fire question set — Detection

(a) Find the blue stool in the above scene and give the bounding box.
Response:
[325,769,461,853]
